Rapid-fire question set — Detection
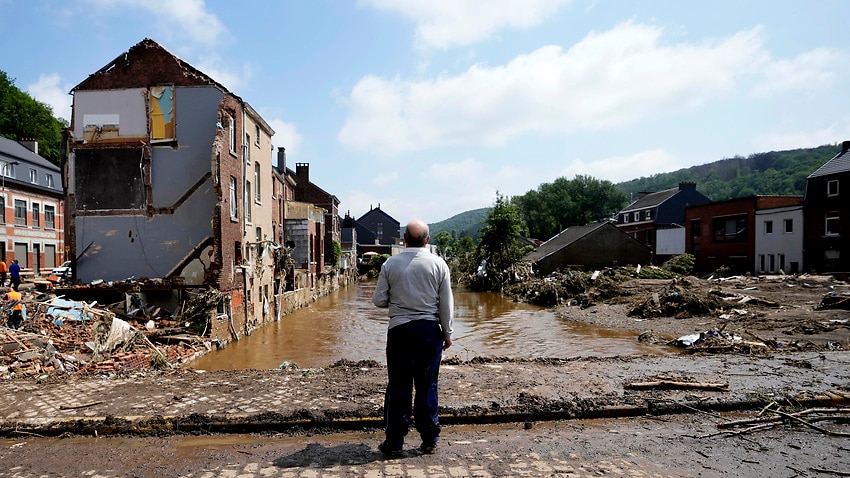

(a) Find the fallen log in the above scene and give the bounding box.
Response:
[625,380,729,391]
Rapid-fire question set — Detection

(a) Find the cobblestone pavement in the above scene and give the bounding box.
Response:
[2,351,850,437]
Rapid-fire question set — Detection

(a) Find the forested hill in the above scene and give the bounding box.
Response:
[429,207,489,239]
[429,143,840,240]
[616,144,838,202]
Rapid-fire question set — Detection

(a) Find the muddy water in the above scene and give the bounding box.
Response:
[189,281,670,370]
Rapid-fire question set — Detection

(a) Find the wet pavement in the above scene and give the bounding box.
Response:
[1,351,849,437]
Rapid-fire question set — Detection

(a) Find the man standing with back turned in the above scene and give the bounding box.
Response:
[372,219,453,457]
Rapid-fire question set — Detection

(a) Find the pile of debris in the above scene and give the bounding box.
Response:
[503,268,626,307]
[0,290,212,380]
[628,277,723,319]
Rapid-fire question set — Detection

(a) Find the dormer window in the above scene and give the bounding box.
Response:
[645,210,652,221]
[623,214,629,224]
[633,212,639,222]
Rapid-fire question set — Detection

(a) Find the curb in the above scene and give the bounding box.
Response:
[4,395,849,437]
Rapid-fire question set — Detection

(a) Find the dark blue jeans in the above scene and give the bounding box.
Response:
[384,319,443,448]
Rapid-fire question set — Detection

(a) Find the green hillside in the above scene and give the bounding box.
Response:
[427,143,841,241]
[429,207,490,241]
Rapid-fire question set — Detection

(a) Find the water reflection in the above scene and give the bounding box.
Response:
[189,281,669,370]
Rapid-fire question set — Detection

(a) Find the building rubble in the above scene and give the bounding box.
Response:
[0,281,221,379]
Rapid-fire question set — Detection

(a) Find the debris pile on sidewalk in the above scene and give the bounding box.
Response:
[0,290,212,379]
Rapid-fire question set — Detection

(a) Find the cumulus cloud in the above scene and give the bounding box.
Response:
[339,22,787,156]
[751,48,842,98]
[752,121,850,152]
[26,73,72,121]
[360,0,572,49]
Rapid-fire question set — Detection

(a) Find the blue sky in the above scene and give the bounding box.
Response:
[1,0,848,225]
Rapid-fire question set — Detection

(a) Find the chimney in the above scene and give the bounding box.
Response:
[679,182,696,191]
[277,147,286,171]
[842,140,850,154]
[295,163,309,181]
[20,139,38,154]
[638,191,651,199]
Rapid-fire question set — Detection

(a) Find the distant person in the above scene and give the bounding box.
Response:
[372,219,454,456]
[8,260,20,291]
[5,287,22,329]
[0,260,6,287]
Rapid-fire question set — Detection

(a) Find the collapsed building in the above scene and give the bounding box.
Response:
[62,38,302,344]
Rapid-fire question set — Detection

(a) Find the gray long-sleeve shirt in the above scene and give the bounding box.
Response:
[372,247,454,341]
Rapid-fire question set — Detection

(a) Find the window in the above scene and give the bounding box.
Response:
[245,181,252,222]
[244,134,251,162]
[713,215,747,242]
[779,254,786,272]
[769,254,775,273]
[255,125,260,145]
[633,212,639,222]
[229,177,238,218]
[825,212,839,236]
[645,210,652,221]
[14,199,26,226]
[234,241,243,265]
[2,161,15,177]
[828,179,839,197]
[256,227,262,243]
[31,203,39,227]
[228,115,236,154]
[0,196,4,224]
[764,220,773,234]
[254,162,261,202]
[44,205,55,229]
[759,255,765,273]
[46,174,55,188]
[29,168,37,183]
[623,214,629,224]
[784,218,793,233]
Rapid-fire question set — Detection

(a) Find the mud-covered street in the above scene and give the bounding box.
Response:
[0,273,849,476]
[2,414,848,477]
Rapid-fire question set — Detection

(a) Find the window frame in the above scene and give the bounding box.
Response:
[825,211,840,236]
[228,115,236,155]
[31,202,39,228]
[254,162,261,203]
[46,174,55,188]
[44,204,55,229]
[229,176,238,219]
[14,199,27,226]
[783,218,793,233]
[827,179,839,197]
[764,220,773,234]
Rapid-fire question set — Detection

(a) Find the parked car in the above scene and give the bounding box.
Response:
[52,261,72,278]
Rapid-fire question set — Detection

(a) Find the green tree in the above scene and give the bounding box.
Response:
[432,231,454,257]
[471,193,533,291]
[514,175,627,240]
[329,241,342,267]
[0,70,66,165]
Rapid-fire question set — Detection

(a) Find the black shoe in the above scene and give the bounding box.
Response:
[378,441,403,458]
[419,442,437,454]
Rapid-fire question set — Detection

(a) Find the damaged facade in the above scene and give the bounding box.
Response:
[65,38,278,342]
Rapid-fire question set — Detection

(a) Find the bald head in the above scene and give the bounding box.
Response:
[404,220,430,247]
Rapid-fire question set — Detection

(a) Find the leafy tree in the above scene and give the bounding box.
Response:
[470,193,533,291]
[513,175,627,240]
[0,70,66,165]
[432,231,454,257]
[329,241,342,267]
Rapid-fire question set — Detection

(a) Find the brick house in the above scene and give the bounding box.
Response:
[616,182,710,264]
[291,163,340,268]
[0,137,64,273]
[65,38,276,341]
[685,196,803,275]
[803,141,850,273]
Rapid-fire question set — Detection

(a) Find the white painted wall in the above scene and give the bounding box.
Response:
[656,227,685,255]
[754,206,803,274]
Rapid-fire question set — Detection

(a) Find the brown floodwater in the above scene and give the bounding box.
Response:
[188,281,670,370]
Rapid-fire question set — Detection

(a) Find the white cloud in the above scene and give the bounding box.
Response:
[195,56,253,92]
[87,0,227,46]
[268,119,303,158]
[360,0,572,49]
[339,22,795,156]
[558,149,686,183]
[26,73,72,121]
[751,48,842,98]
[752,121,850,152]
